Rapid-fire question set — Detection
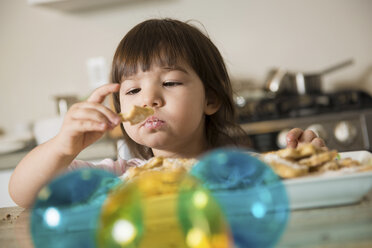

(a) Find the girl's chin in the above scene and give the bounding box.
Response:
[140,136,179,150]
[142,141,173,150]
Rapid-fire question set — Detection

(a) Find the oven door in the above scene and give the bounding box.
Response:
[240,109,372,153]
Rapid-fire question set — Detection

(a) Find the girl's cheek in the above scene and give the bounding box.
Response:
[120,97,138,112]
[122,123,132,135]
[119,99,130,113]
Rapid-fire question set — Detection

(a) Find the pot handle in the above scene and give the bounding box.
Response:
[321,59,354,75]
[265,68,287,93]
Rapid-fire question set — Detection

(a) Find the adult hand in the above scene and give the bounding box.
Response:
[286,128,325,148]
[55,83,121,157]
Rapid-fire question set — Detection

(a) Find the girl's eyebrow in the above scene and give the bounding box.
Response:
[120,65,190,83]
[162,65,189,74]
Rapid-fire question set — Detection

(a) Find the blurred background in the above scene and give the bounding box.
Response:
[0,0,371,135]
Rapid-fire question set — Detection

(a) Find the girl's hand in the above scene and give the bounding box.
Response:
[286,128,325,148]
[55,84,121,157]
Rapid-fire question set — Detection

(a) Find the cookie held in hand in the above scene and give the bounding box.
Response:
[119,105,154,125]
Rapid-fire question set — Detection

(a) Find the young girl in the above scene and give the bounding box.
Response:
[9,18,323,208]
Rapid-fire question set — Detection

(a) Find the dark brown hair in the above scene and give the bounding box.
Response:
[111,18,248,159]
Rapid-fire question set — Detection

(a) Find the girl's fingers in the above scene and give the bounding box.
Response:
[311,137,326,148]
[299,129,317,143]
[286,140,297,148]
[77,102,121,125]
[286,128,325,148]
[87,83,120,103]
[69,119,108,133]
[70,108,113,127]
[286,128,303,148]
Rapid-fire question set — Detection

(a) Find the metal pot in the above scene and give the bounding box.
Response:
[265,59,354,95]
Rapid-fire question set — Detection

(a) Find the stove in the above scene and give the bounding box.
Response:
[236,90,372,152]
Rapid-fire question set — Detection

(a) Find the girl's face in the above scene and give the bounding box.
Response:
[119,61,219,158]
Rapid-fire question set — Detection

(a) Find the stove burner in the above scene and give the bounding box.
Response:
[236,90,372,123]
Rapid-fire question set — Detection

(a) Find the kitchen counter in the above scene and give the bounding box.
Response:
[0,138,118,208]
[0,138,117,171]
[1,190,371,248]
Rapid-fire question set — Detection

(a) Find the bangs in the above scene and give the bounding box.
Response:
[112,20,193,82]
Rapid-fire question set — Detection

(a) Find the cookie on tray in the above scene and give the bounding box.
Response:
[261,143,361,179]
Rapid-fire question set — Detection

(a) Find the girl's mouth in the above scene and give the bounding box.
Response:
[143,116,166,129]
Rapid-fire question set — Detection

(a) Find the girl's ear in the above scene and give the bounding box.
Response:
[204,92,221,115]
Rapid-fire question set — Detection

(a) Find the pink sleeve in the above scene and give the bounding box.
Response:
[68,157,146,177]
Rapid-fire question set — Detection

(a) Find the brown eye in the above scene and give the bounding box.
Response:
[163,82,182,87]
[126,88,141,95]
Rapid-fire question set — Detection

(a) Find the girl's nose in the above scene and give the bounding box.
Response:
[142,89,163,108]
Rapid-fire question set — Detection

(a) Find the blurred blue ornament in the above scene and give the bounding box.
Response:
[30,168,121,248]
[190,148,289,248]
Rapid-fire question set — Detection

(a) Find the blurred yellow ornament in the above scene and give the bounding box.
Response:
[96,171,233,248]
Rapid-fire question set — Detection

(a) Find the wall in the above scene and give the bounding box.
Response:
[1,0,372,132]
